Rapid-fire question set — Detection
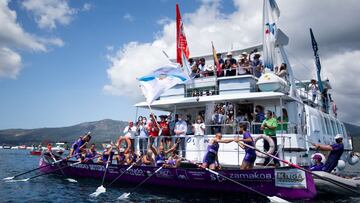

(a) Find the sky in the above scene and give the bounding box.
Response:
[0,0,359,129]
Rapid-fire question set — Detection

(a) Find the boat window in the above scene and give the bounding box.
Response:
[341,124,347,137]
[311,116,320,132]
[336,122,342,134]
[320,115,326,134]
[330,119,337,135]
[324,117,331,135]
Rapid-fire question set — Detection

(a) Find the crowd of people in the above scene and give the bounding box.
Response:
[188,50,288,80]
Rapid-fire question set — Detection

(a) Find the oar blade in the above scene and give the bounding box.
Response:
[5,178,30,183]
[89,185,106,198]
[117,192,130,200]
[66,178,77,183]
[268,196,290,203]
[3,176,14,180]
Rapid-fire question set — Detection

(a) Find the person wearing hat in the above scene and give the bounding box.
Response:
[309,79,319,103]
[224,52,237,76]
[238,55,250,75]
[312,134,344,173]
[310,154,324,171]
[98,144,114,164]
[249,51,263,78]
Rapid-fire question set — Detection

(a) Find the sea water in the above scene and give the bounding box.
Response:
[0,149,359,203]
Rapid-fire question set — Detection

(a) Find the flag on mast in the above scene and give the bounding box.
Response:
[138,63,190,104]
[176,4,190,65]
[263,0,280,71]
[310,28,324,93]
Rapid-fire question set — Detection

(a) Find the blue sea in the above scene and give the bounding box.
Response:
[0,149,359,203]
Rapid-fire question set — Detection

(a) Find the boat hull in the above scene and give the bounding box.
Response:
[313,171,360,196]
[39,158,316,201]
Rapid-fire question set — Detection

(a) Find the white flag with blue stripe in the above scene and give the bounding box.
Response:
[138,63,190,104]
[263,0,280,71]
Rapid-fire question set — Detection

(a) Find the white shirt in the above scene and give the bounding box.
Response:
[123,126,137,139]
[193,123,205,136]
[174,120,187,137]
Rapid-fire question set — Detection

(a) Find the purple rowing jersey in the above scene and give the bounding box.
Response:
[323,143,344,172]
[101,149,114,163]
[243,131,255,155]
[310,163,324,171]
[203,142,219,165]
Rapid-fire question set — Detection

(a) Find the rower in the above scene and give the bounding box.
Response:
[238,124,256,170]
[116,148,126,165]
[310,154,324,171]
[312,134,344,173]
[98,144,114,164]
[68,132,92,160]
[125,148,138,165]
[84,143,99,163]
[150,139,180,167]
[166,151,181,168]
[202,132,237,170]
[141,150,155,166]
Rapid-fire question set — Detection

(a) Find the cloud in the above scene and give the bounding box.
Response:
[22,0,75,30]
[104,0,360,124]
[123,13,134,22]
[81,3,93,12]
[0,47,21,79]
[0,0,64,78]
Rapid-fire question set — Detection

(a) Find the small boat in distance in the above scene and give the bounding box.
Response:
[2,145,12,149]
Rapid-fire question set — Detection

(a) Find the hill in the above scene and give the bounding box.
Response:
[0,119,127,146]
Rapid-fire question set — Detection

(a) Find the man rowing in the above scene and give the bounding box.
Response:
[202,132,237,170]
[84,143,99,163]
[98,144,114,164]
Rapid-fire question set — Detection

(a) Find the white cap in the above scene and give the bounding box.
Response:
[241,51,248,56]
[119,148,125,153]
[86,131,91,135]
[106,144,112,149]
[226,51,232,56]
[335,134,343,140]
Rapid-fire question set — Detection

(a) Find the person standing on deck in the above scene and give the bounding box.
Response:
[253,105,265,134]
[123,121,137,153]
[174,114,187,158]
[238,124,256,170]
[276,108,288,133]
[261,110,279,167]
[202,132,237,170]
[147,113,160,147]
[138,117,148,155]
[312,134,344,173]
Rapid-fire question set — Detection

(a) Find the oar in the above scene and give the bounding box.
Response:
[89,153,113,197]
[5,155,101,183]
[107,157,142,187]
[204,168,289,203]
[178,157,289,203]
[238,141,360,195]
[5,160,83,183]
[49,152,77,183]
[3,153,81,180]
[117,166,163,200]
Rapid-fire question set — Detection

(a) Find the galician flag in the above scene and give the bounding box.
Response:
[263,0,280,71]
[138,63,190,104]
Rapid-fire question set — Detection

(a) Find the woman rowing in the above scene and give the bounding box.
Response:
[84,143,100,163]
[98,144,114,164]
[141,150,155,166]
[202,132,237,169]
[150,139,180,167]
[68,132,92,160]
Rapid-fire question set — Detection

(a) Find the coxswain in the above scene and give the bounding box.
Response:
[150,139,180,167]
[98,144,114,164]
[238,124,256,170]
[202,132,236,170]
[68,132,92,160]
[310,154,324,171]
[84,143,99,163]
[312,134,344,173]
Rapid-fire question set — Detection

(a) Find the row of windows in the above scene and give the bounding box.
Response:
[320,113,346,136]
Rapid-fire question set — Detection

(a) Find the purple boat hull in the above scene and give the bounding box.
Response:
[39,158,317,201]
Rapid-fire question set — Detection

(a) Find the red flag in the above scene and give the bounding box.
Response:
[212,42,221,76]
[176,4,190,65]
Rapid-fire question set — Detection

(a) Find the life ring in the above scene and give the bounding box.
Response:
[253,134,275,158]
